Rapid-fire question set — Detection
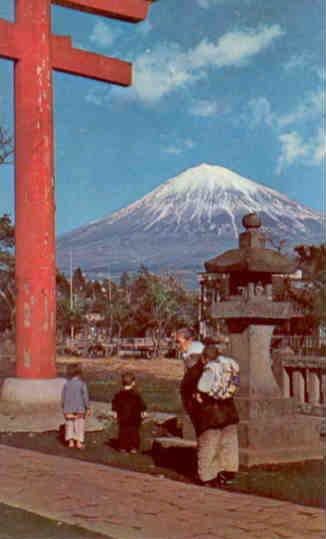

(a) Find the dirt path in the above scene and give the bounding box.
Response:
[57,355,184,381]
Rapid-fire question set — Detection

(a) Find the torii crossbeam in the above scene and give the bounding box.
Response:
[0,0,149,381]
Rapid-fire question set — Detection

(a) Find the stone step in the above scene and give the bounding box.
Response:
[240,445,325,467]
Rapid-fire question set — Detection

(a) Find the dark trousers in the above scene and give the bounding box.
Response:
[117,424,141,451]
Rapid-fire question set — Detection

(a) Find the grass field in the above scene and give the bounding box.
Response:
[57,356,184,413]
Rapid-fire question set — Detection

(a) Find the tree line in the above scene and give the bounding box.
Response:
[1,211,324,340]
[0,214,198,345]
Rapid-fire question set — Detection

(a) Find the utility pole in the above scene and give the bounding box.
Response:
[69,250,74,340]
[108,263,112,339]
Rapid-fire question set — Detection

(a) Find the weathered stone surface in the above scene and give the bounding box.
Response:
[235,397,296,420]
[1,378,66,405]
[0,445,324,539]
[230,325,281,397]
[238,415,323,449]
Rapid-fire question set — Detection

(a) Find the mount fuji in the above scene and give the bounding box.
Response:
[56,164,323,286]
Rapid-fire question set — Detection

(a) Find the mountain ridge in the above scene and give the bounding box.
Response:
[56,164,323,286]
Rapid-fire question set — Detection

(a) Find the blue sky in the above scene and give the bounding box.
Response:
[0,0,324,235]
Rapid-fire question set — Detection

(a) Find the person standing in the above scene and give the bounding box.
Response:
[176,328,204,439]
[61,363,91,449]
[175,328,204,370]
[112,373,147,453]
[180,338,240,486]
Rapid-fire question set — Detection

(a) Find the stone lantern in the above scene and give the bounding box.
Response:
[201,213,323,465]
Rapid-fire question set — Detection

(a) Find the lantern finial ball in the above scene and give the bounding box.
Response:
[242,213,261,229]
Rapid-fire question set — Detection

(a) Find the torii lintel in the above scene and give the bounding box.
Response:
[0,0,151,382]
[0,20,131,84]
[0,0,150,85]
[52,0,149,22]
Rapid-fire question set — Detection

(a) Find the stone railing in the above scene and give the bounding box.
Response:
[272,352,325,416]
[272,335,325,356]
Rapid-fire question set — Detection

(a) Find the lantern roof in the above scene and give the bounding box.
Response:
[204,213,296,275]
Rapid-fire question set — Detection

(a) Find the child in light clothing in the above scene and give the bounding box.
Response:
[61,364,90,449]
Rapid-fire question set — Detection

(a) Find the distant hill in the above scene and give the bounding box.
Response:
[57,164,323,287]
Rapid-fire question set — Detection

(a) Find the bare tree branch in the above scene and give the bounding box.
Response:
[0,126,14,165]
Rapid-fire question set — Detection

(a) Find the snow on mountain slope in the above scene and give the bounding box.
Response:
[57,164,323,285]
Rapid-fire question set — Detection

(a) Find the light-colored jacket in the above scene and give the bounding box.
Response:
[61,377,90,414]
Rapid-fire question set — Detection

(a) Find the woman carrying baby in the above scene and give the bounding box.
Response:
[186,337,240,487]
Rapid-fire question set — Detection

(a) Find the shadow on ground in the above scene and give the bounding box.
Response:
[0,502,111,539]
[0,426,324,509]
[151,443,325,509]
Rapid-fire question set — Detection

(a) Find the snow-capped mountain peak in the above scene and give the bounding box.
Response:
[57,164,323,286]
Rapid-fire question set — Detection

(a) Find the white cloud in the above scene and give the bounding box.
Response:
[197,0,252,7]
[191,25,283,69]
[85,90,104,106]
[184,138,195,149]
[276,130,325,174]
[278,90,323,128]
[74,42,88,51]
[277,132,309,173]
[197,0,223,7]
[163,146,183,155]
[310,128,325,166]
[133,25,283,103]
[137,19,152,36]
[163,138,196,155]
[189,99,219,117]
[90,21,115,48]
[246,88,324,173]
[283,53,312,72]
[248,97,275,127]
[133,43,201,103]
[247,90,324,131]
[85,88,111,106]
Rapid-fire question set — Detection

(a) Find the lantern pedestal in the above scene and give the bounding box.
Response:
[1,378,65,406]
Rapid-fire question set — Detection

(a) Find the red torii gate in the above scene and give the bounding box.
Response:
[0,0,149,383]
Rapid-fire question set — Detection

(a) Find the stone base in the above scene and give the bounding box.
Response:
[240,445,325,467]
[0,400,109,433]
[176,402,324,467]
[238,415,323,449]
[0,377,66,406]
[235,396,296,420]
[153,436,197,450]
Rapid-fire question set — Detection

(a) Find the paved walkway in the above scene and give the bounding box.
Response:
[0,445,324,539]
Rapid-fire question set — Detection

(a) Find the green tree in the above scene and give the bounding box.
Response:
[132,270,198,356]
[286,244,325,333]
[104,288,135,344]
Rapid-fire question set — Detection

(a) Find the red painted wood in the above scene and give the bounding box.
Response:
[0,19,21,60]
[52,35,132,85]
[0,0,150,380]
[15,0,56,378]
[52,0,149,22]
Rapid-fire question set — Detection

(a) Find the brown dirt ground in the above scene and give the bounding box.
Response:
[56,355,184,382]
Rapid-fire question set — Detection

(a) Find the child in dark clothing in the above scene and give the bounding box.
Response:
[112,373,147,453]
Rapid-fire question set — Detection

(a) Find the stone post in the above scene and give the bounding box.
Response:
[230,325,281,398]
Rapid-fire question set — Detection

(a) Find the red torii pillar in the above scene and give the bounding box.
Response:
[0,0,149,401]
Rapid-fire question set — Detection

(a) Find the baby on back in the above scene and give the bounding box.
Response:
[197,342,240,401]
